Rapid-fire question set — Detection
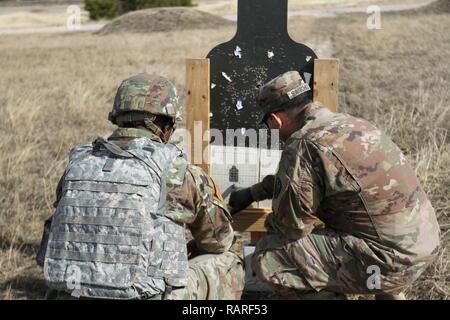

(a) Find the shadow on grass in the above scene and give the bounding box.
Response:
[0,236,40,258]
[0,236,47,299]
[0,275,47,300]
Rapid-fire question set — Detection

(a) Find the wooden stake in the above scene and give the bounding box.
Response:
[232,208,271,233]
[313,59,339,112]
[185,59,210,174]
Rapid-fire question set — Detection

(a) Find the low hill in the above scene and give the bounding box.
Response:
[96,7,234,35]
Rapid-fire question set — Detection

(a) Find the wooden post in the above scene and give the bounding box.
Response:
[232,208,270,246]
[313,59,339,112]
[231,208,271,233]
[185,59,211,174]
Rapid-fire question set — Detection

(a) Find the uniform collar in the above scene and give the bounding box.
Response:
[296,101,327,129]
[108,127,163,143]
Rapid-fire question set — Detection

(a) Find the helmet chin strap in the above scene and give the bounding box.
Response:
[143,117,174,143]
[115,113,175,143]
[143,117,164,141]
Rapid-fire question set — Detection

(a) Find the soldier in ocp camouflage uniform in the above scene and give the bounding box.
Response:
[37,73,244,300]
[229,71,441,299]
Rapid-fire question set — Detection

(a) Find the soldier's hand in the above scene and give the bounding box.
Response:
[228,187,254,215]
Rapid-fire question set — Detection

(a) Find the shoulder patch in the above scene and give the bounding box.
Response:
[210,176,224,202]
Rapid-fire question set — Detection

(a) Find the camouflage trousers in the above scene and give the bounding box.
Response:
[46,251,244,300]
[252,229,423,297]
[164,251,245,300]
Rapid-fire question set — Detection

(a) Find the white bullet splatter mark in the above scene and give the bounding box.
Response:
[267,51,274,59]
[303,72,312,85]
[211,83,216,89]
[306,56,312,62]
[236,100,244,110]
[234,46,242,59]
[222,72,232,82]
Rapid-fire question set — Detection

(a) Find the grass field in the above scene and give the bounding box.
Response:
[0,2,448,299]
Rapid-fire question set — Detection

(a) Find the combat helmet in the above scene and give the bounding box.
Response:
[257,70,311,124]
[109,73,182,126]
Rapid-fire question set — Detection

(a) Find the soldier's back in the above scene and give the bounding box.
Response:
[291,104,440,270]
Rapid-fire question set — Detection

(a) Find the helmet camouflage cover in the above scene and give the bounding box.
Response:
[257,70,311,123]
[109,73,182,124]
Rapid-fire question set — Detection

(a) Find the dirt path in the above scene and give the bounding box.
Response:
[223,1,431,20]
[294,1,431,17]
[0,23,104,35]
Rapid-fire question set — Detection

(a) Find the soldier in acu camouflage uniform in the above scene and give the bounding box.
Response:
[228,71,441,299]
[37,73,244,300]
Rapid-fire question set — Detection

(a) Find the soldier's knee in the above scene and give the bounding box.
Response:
[251,246,314,294]
[184,251,245,300]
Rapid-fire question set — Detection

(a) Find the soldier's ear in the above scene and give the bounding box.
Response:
[267,113,283,129]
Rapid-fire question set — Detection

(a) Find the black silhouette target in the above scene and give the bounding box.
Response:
[207,0,317,148]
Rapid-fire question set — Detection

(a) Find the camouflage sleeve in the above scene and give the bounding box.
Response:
[165,158,197,224]
[186,165,235,254]
[165,159,234,254]
[267,138,324,239]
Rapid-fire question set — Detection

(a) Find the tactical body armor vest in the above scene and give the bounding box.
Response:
[44,137,189,299]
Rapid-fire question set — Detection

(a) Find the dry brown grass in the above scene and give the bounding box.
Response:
[0,8,448,299]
